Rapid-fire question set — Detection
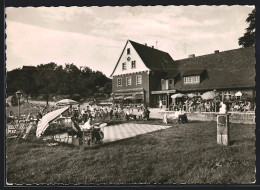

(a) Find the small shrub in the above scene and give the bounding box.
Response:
[72,94,81,102]
[11,95,18,106]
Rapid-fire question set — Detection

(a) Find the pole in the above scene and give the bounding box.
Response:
[215,98,216,112]
[167,93,169,110]
[18,97,20,121]
[82,128,85,147]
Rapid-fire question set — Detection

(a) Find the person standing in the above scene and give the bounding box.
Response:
[159,100,163,109]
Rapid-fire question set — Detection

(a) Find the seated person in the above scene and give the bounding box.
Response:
[174,110,181,119]
[9,111,16,119]
[244,101,251,111]
[143,108,150,120]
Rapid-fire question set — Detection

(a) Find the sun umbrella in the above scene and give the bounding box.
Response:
[171,93,186,99]
[201,91,216,100]
[36,106,69,137]
[56,99,79,106]
[114,96,124,100]
[125,96,134,100]
[187,93,201,98]
[235,91,242,96]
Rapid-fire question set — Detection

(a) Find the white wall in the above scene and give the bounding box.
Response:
[112,41,150,76]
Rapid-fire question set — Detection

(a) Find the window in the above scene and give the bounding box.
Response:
[126,76,132,86]
[127,48,130,55]
[136,75,142,85]
[117,78,122,87]
[184,76,200,84]
[131,61,136,69]
[161,79,164,84]
[169,79,172,84]
[122,62,126,70]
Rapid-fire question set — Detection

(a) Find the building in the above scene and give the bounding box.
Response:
[110,40,255,108]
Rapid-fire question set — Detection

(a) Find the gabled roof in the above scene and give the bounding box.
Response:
[129,40,175,71]
[173,46,255,91]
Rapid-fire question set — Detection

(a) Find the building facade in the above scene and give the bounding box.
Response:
[111,40,255,108]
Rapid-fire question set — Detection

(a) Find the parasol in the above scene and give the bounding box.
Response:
[235,91,243,96]
[114,96,124,100]
[171,93,186,99]
[56,99,79,106]
[36,106,69,137]
[201,91,216,100]
[125,96,134,100]
[187,93,201,98]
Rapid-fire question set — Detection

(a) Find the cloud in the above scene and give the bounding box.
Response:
[6,21,122,76]
[5,6,254,76]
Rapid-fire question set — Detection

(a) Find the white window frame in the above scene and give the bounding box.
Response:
[126,76,132,86]
[131,61,136,69]
[136,75,142,85]
[117,78,122,87]
[122,62,126,70]
[184,75,200,84]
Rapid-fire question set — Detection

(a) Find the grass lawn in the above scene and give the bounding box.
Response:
[6,121,255,184]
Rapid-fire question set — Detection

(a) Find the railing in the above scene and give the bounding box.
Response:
[186,112,255,124]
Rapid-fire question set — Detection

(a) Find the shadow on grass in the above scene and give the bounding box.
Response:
[229,137,255,146]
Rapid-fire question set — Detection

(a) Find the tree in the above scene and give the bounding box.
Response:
[238,9,255,47]
[35,63,58,106]
[18,66,38,102]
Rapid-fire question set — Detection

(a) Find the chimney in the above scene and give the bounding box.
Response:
[152,46,154,48]
[188,54,195,58]
[145,43,147,46]
[215,50,219,53]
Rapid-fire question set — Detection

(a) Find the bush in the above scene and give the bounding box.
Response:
[72,94,81,102]
[11,95,18,106]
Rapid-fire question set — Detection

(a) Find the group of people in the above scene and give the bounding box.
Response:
[69,104,151,124]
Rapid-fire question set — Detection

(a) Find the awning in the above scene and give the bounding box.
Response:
[36,106,69,137]
[151,90,176,94]
[135,94,143,99]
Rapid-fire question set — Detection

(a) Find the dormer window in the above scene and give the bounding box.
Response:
[184,75,200,84]
[131,61,136,69]
[122,62,126,70]
[127,48,131,55]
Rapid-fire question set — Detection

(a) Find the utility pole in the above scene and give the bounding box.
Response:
[156,41,158,49]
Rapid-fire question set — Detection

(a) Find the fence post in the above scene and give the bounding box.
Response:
[217,114,230,145]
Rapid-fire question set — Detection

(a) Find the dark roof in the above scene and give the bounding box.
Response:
[172,46,255,91]
[181,68,205,77]
[129,40,175,72]
[161,71,180,79]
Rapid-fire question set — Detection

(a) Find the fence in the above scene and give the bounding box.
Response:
[186,112,255,124]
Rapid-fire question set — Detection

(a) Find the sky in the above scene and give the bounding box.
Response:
[5,6,254,77]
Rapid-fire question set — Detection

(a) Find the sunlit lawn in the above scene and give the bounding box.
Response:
[6,120,255,184]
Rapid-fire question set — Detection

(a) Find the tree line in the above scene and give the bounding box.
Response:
[238,8,255,48]
[6,62,112,105]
